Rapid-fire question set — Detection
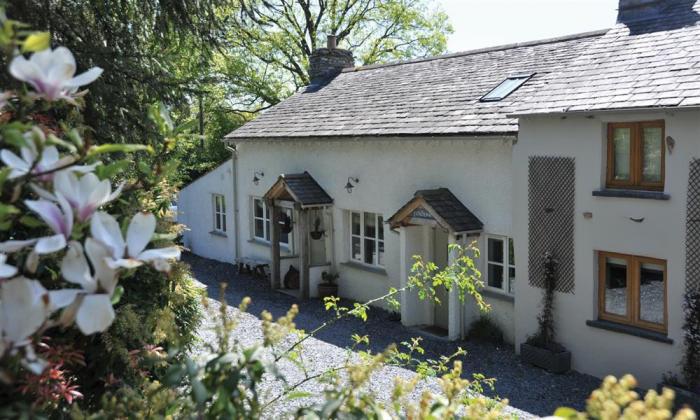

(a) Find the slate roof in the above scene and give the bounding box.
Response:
[388,188,483,233]
[266,172,333,206]
[416,189,483,233]
[226,31,604,140]
[514,0,700,115]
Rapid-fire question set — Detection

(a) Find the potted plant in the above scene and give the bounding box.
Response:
[310,217,324,240]
[521,251,572,373]
[318,271,339,298]
[659,290,700,412]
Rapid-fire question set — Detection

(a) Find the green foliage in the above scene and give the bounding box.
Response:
[468,316,505,345]
[526,251,565,352]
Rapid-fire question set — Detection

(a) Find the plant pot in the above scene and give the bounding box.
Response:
[658,383,700,413]
[310,230,324,240]
[520,342,571,374]
[318,283,338,299]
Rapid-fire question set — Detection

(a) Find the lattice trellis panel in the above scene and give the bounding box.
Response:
[528,156,576,293]
[685,159,700,294]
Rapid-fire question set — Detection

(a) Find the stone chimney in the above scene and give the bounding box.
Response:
[617,0,670,22]
[308,35,354,85]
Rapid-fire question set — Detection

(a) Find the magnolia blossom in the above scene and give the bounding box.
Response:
[55,240,116,335]
[54,171,122,221]
[9,46,103,103]
[91,211,180,272]
[0,131,71,180]
[0,278,51,355]
[0,254,17,278]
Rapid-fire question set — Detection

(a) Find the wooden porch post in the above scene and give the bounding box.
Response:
[447,233,461,340]
[268,200,281,289]
[298,205,310,299]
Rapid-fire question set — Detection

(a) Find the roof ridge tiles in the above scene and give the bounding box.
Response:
[341,29,610,73]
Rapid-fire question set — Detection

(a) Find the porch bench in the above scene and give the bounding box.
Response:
[236,257,270,279]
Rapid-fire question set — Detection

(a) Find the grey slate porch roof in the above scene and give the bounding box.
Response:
[388,188,483,233]
[226,31,603,140]
[513,0,700,115]
[264,172,333,207]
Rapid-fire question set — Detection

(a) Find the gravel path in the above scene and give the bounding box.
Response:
[184,253,601,418]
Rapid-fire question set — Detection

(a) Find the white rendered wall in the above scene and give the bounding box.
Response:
[513,110,700,387]
[178,160,237,264]
[235,137,515,335]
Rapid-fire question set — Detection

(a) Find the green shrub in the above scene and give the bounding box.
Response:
[468,316,504,344]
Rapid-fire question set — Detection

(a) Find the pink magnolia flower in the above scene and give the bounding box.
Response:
[54,171,123,221]
[90,211,180,272]
[0,254,17,279]
[0,277,51,352]
[9,47,103,103]
[19,193,74,254]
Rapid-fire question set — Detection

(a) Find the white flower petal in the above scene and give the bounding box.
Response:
[126,212,155,257]
[49,289,81,311]
[85,238,118,294]
[105,258,143,270]
[0,149,30,178]
[0,239,38,253]
[66,67,103,88]
[34,234,66,254]
[138,246,181,262]
[90,211,125,259]
[0,277,49,343]
[75,294,114,335]
[29,183,57,201]
[61,241,97,292]
[8,55,42,84]
[25,199,67,237]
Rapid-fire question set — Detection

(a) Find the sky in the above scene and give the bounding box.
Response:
[436,0,619,53]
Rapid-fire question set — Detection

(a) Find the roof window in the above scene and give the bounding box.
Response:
[480,74,533,102]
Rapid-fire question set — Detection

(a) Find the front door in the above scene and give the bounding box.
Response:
[433,227,450,330]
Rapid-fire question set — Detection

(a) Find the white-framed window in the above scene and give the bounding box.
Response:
[212,194,226,233]
[349,211,384,267]
[252,197,291,247]
[485,236,515,294]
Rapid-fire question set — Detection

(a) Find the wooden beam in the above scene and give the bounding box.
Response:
[268,200,281,289]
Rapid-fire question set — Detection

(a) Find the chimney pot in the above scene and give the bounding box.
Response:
[308,35,354,85]
[327,34,337,49]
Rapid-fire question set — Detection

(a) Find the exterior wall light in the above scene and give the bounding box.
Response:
[253,171,264,185]
[345,177,359,194]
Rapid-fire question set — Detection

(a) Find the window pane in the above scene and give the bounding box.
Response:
[265,204,270,220]
[639,262,665,325]
[254,199,264,218]
[488,263,503,289]
[642,127,663,183]
[364,238,376,265]
[352,237,361,261]
[508,238,514,266]
[364,212,376,238]
[604,256,628,316]
[280,230,289,245]
[265,219,271,241]
[612,128,631,181]
[378,216,384,240]
[488,238,504,263]
[508,267,515,294]
[215,197,221,212]
[221,215,226,232]
[254,219,265,238]
[215,214,221,230]
[220,197,225,212]
[352,212,360,236]
[378,241,385,266]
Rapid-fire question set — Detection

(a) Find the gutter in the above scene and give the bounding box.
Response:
[225,144,240,264]
[507,104,700,118]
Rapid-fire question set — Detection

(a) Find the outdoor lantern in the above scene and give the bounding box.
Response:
[253,171,264,185]
[345,177,359,194]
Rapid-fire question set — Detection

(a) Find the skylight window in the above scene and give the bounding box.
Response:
[480,74,534,102]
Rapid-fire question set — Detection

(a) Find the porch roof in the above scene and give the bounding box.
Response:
[264,171,333,207]
[387,188,483,234]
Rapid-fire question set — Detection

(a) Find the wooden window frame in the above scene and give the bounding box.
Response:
[597,251,668,334]
[349,211,385,268]
[485,235,516,295]
[252,198,291,247]
[212,194,226,233]
[606,120,665,191]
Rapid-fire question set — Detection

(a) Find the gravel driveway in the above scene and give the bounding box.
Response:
[184,253,601,418]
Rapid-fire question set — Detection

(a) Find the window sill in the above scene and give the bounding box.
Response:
[592,189,670,201]
[209,230,227,238]
[586,319,673,344]
[340,261,387,276]
[247,238,293,253]
[481,288,515,303]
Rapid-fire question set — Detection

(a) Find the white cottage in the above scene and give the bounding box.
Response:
[180,0,700,387]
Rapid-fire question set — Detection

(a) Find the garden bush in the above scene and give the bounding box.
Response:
[468,316,504,344]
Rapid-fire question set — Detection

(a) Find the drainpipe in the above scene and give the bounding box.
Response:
[225,143,240,263]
